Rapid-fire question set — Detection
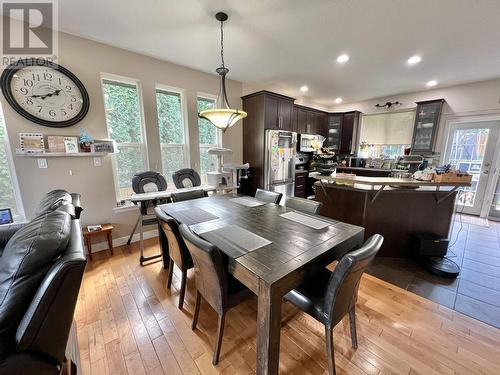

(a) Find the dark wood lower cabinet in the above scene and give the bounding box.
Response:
[294,171,307,197]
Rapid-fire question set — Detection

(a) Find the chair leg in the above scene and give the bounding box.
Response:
[178,269,187,310]
[349,305,358,349]
[325,326,336,375]
[192,291,201,330]
[167,259,174,289]
[212,313,226,365]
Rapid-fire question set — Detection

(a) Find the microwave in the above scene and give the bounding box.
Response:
[298,133,323,152]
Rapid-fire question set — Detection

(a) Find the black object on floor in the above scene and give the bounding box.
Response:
[422,256,461,278]
[412,232,459,278]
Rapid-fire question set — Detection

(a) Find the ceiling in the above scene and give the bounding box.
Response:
[26,0,500,106]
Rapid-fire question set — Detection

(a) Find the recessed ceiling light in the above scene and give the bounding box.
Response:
[407,55,422,65]
[300,85,309,92]
[334,97,343,104]
[426,80,438,87]
[337,54,349,64]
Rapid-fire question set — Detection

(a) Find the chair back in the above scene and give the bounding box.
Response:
[171,189,206,203]
[132,171,167,193]
[285,196,322,214]
[154,207,191,269]
[179,224,228,314]
[172,168,201,189]
[255,189,282,204]
[323,234,383,327]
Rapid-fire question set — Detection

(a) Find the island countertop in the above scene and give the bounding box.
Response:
[310,172,471,189]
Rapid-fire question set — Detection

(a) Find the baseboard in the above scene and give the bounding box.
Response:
[87,229,159,253]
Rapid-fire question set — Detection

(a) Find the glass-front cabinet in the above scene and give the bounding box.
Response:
[411,99,445,154]
[326,114,342,151]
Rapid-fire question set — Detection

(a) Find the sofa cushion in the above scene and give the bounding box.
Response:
[33,189,72,218]
[0,210,71,358]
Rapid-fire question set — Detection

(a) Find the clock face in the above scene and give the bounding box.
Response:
[0,59,89,127]
[11,65,84,122]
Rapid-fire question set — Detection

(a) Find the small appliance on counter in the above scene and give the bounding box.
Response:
[348,156,366,168]
[396,155,424,173]
[294,153,311,170]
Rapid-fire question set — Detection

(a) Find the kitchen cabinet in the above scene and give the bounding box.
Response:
[295,105,328,136]
[326,114,342,151]
[411,99,445,154]
[340,111,360,155]
[262,92,294,131]
[294,170,307,198]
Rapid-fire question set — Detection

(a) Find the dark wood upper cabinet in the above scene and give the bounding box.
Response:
[411,99,445,154]
[294,105,328,136]
[278,99,294,131]
[340,111,361,155]
[253,91,294,131]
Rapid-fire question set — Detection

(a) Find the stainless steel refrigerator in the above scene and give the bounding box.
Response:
[264,130,297,197]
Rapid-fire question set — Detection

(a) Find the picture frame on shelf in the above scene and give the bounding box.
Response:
[19,133,45,153]
[92,139,115,153]
[47,135,66,153]
[63,136,79,153]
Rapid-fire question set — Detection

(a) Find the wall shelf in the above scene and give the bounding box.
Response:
[16,151,111,157]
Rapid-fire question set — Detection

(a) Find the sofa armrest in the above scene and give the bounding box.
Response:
[70,193,83,219]
[0,224,25,255]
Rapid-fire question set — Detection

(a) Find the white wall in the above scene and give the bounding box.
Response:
[330,78,500,155]
[0,20,243,238]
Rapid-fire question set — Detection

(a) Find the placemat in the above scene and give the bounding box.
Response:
[229,197,266,207]
[168,208,219,226]
[201,225,272,258]
[279,211,331,230]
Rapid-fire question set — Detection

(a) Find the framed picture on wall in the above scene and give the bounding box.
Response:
[19,133,45,153]
[47,135,66,153]
[63,136,79,153]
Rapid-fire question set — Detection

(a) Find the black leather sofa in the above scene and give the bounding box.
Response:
[0,190,86,374]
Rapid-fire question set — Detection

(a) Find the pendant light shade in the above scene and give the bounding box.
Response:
[198,12,247,132]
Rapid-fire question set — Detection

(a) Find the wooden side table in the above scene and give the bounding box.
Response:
[82,224,114,260]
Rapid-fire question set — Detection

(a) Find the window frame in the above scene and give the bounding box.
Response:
[197,93,222,182]
[100,73,149,202]
[155,84,190,180]
[0,109,25,221]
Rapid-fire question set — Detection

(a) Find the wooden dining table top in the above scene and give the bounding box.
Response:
[158,193,364,288]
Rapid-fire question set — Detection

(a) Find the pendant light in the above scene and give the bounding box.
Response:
[198,12,247,132]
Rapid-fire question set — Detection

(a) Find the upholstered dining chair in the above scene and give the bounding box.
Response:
[284,234,384,375]
[172,168,202,188]
[284,196,323,214]
[154,207,193,309]
[178,224,253,365]
[170,189,206,203]
[254,188,283,204]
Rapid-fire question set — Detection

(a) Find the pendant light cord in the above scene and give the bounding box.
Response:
[220,19,225,68]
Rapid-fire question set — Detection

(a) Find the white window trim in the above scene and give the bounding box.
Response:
[100,73,149,202]
[155,84,190,175]
[0,124,25,221]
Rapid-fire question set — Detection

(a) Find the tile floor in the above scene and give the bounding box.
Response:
[366,214,500,329]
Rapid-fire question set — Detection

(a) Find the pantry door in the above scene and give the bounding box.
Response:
[444,121,500,215]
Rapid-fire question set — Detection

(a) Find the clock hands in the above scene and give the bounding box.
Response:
[30,89,62,100]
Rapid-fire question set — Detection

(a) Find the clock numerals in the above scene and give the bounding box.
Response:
[23,79,34,87]
[26,98,33,105]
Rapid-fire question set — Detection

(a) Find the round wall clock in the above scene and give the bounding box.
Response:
[0,58,90,127]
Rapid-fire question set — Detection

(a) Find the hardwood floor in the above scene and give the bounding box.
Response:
[76,238,500,374]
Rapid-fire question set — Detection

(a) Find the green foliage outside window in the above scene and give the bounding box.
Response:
[102,80,146,200]
[197,97,219,177]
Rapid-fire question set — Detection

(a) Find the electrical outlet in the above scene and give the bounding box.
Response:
[37,158,47,169]
[93,157,102,167]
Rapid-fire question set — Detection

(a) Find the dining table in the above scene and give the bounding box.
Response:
[158,193,365,374]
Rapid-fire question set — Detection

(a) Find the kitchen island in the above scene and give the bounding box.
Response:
[312,173,471,257]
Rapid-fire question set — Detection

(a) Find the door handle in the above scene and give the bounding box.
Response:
[483,170,490,175]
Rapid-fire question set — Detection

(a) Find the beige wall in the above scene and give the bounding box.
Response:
[0,24,243,239]
[331,78,500,155]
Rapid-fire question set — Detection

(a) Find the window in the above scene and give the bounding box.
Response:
[358,110,415,158]
[0,105,24,220]
[197,96,221,183]
[102,78,147,201]
[156,88,189,182]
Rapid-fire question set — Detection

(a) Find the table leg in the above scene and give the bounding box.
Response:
[256,279,282,375]
[86,237,92,261]
[107,232,114,256]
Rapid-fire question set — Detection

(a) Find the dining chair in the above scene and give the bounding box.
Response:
[283,234,384,375]
[178,224,254,365]
[285,196,323,214]
[255,188,283,204]
[154,207,193,309]
[170,189,206,203]
[172,168,202,188]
